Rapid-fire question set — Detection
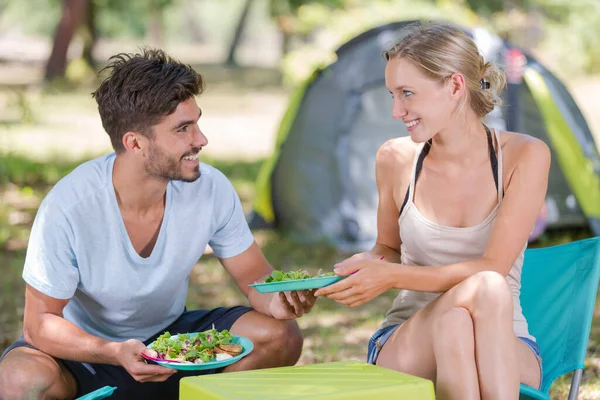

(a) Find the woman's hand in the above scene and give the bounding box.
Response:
[334,252,382,271]
[314,256,391,308]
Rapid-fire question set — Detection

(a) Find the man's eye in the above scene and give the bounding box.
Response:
[178,126,188,133]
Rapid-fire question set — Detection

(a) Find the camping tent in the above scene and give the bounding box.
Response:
[249,20,600,252]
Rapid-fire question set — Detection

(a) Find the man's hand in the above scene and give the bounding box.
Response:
[268,290,317,320]
[115,339,176,383]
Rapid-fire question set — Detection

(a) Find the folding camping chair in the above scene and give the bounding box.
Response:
[519,237,600,400]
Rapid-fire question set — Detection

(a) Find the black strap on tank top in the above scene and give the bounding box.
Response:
[398,125,499,217]
[398,139,431,217]
[484,124,499,192]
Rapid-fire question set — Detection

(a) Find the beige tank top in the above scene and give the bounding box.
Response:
[382,128,534,341]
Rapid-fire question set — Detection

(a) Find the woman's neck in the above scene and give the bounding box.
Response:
[429,115,489,167]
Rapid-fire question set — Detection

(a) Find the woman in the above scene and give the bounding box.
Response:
[314,23,549,400]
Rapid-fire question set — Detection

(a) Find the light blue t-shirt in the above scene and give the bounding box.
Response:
[23,153,255,342]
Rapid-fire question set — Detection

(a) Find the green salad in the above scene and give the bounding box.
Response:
[150,328,242,364]
[264,269,336,283]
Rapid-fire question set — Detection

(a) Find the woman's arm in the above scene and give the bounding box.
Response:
[317,136,550,305]
[391,136,551,292]
[367,139,419,263]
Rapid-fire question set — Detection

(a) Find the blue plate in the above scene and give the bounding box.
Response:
[76,386,117,400]
[249,275,345,293]
[145,334,253,371]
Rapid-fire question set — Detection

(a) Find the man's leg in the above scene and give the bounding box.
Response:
[0,347,78,400]
[225,310,303,372]
[0,340,174,400]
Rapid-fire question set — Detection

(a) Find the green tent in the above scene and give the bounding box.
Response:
[249,21,600,251]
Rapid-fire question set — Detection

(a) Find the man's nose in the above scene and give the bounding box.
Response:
[193,126,208,147]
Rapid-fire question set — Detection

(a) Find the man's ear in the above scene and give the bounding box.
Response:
[122,131,146,154]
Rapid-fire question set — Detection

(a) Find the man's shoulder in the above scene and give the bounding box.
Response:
[44,154,114,213]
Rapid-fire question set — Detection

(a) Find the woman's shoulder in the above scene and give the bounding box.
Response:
[499,130,550,166]
[376,137,420,172]
[498,131,551,186]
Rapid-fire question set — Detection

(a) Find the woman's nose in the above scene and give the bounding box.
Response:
[392,100,408,120]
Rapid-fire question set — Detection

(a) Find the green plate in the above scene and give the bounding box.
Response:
[249,275,345,293]
[145,334,253,371]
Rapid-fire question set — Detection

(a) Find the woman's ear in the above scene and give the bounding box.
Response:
[448,72,467,100]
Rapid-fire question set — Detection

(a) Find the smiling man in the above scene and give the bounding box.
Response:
[0,49,315,400]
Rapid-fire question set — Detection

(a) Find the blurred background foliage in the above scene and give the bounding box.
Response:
[0,0,598,85]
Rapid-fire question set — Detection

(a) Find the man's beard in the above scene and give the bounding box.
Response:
[145,144,201,182]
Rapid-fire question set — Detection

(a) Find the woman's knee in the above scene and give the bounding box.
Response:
[432,307,474,356]
[433,307,473,336]
[468,271,513,314]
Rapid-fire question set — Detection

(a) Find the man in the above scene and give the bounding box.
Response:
[0,49,315,400]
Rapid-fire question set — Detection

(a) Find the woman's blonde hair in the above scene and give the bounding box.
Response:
[384,23,506,119]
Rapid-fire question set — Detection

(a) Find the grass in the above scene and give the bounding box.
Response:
[1,152,599,399]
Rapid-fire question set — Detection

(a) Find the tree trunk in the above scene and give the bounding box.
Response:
[275,14,295,58]
[226,0,254,66]
[147,0,165,47]
[44,0,89,81]
[147,15,163,46]
[81,0,96,70]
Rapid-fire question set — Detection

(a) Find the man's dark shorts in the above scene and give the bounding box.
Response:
[0,306,252,400]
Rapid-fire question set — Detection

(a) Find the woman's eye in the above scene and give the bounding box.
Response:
[403,90,413,97]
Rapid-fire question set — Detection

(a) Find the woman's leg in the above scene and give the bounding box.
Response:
[432,306,480,400]
[376,271,540,400]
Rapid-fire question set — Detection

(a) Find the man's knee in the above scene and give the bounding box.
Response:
[267,320,303,364]
[0,348,73,400]
[0,357,49,399]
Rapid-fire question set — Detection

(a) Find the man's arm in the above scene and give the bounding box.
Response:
[24,285,117,364]
[219,242,316,320]
[206,168,316,319]
[23,285,175,382]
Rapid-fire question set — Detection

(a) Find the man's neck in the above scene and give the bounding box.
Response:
[112,155,168,213]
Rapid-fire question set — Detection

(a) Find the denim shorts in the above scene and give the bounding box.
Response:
[367,324,543,389]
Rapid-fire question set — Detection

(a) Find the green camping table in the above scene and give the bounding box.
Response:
[179,361,435,399]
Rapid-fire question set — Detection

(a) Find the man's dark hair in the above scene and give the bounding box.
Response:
[92,48,204,152]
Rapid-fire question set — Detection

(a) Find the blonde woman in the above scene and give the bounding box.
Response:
[315,24,548,399]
